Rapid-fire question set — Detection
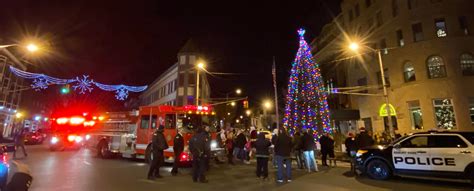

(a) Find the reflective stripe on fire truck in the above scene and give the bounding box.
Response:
[136,144,175,153]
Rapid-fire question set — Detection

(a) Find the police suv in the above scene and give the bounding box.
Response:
[355,131,474,184]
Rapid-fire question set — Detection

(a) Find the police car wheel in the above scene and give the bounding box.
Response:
[366,159,391,180]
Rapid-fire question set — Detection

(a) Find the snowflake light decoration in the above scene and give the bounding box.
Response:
[73,75,94,94]
[115,88,129,100]
[31,78,50,91]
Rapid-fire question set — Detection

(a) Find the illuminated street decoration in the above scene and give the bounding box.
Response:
[9,66,147,100]
[283,28,331,140]
[378,103,397,117]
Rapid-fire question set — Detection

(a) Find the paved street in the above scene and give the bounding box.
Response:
[10,145,471,191]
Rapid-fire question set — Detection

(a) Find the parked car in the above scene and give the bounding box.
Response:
[24,132,44,145]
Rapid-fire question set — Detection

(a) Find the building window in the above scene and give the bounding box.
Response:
[368,18,375,32]
[407,0,412,9]
[435,18,447,37]
[433,98,456,129]
[376,68,390,87]
[461,53,474,76]
[357,77,368,93]
[365,0,372,7]
[355,4,360,17]
[348,9,354,22]
[392,0,399,17]
[408,100,423,130]
[403,62,416,82]
[412,23,424,42]
[380,39,388,54]
[469,98,474,124]
[396,30,404,47]
[376,11,383,27]
[459,16,469,35]
[427,55,447,78]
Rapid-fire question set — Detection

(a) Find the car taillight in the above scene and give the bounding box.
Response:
[31,136,36,139]
[67,135,76,142]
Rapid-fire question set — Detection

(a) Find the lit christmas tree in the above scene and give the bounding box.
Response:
[283,28,331,139]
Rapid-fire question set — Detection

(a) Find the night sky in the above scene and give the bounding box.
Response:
[0,0,341,111]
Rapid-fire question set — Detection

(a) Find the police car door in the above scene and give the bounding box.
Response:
[429,135,471,172]
[393,135,432,171]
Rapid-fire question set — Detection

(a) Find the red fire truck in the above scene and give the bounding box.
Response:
[48,112,96,151]
[86,105,225,165]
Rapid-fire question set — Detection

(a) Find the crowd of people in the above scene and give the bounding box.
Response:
[146,125,377,184]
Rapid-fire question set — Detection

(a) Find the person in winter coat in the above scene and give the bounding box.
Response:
[147,125,169,180]
[171,128,184,176]
[226,130,235,165]
[292,131,304,169]
[273,128,293,183]
[301,129,318,172]
[189,127,210,183]
[253,133,271,179]
[234,129,246,161]
[355,127,375,150]
[13,128,27,159]
[319,132,334,166]
[344,133,357,157]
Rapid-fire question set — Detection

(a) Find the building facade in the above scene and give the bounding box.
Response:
[0,49,27,137]
[140,40,211,107]
[314,0,474,135]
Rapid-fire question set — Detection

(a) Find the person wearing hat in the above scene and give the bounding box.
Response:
[147,125,168,180]
[355,127,374,150]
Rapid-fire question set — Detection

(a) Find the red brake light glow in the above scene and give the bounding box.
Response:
[67,135,76,142]
[56,117,69,124]
[69,117,85,125]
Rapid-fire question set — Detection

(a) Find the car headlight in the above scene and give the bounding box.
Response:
[210,140,217,149]
[356,150,368,158]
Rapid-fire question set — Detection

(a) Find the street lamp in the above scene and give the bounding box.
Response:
[348,41,394,138]
[245,110,251,116]
[196,62,206,106]
[230,102,236,107]
[0,42,40,53]
[235,89,242,95]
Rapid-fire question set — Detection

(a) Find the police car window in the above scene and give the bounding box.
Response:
[431,135,467,148]
[400,136,428,148]
[460,133,474,144]
[140,115,150,129]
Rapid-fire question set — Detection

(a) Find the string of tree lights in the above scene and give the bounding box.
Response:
[282,28,332,139]
[9,66,147,100]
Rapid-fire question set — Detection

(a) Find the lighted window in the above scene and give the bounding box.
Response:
[459,16,469,35]
[427,55,446,78]
[460,53,474,76]
[412,23,424,42]
[396,30,404,47]
[408,100,423,130]
[403,62,416,82]
[435,18,447,37]
[433,99,456,129]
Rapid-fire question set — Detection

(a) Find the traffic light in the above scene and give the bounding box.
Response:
[60,85,70,94]
[243,100,249,109]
